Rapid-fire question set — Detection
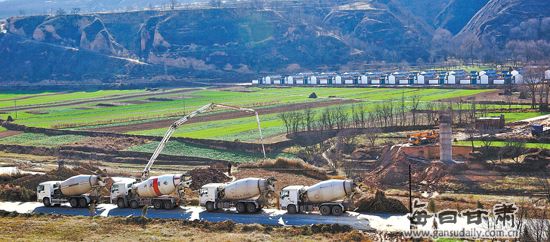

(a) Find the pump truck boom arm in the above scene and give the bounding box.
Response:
[141,103,266,179]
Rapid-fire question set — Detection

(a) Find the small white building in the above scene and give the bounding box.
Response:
[360,74,368,85]
[545,70,550,80]
[512,71,523,83]
[272,76,283,85]
[333,75,342,85]
[460,79,471,85]
[285,76,294,85]
[478,71,489,85]
[252,79,259,85]
[493,79,505,85]
[262,76,271,84]
[309,75,317,85]
[342,73,354,85]
[416,72,426,85]
[447,71,456,85]
[388,73,396,85]
[318,74,329,85]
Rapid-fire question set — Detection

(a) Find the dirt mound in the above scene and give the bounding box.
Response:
[364,145,454,190]
[65,136,148,151]
[187,168,230,190]
[239,158,328,180]
[11,165,103,191]
[0,184,35,202]
[355,190,408,214]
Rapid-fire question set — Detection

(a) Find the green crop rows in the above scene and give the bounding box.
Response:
[0,87,497,142]
[0,133,86,147]
[126,140,293,163]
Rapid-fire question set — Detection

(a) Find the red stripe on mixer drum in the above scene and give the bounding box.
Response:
[152,178,162,196]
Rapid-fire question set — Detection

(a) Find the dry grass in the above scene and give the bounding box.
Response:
[0,213,375,241]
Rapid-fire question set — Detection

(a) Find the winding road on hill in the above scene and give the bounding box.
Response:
[0,202,410,231]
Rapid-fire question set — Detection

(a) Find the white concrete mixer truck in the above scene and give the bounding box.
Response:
[199,177,276,213]
[279,179,355,216]
[37,174,109,208]
[110,174,190,209]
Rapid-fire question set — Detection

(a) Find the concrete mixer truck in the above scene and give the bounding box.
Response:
[37,174,109,208]
[110,174,190,209]
[110,103,266,210]
[199,177,276,213]
[279,179,355,216]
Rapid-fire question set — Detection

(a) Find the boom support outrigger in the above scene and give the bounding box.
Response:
[141,103,266,180]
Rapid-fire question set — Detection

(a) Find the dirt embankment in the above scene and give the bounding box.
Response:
[88,98,359,133]
[239,158,329,180]
[0,143,228,167]
[1,122,290,153]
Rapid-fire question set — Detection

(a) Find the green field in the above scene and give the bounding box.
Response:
[0,87,497,141]
[488,112,549,123]
[0,133,86,147]
[126,140,292,163]
[455,140,550,149]
[0,90,143,108]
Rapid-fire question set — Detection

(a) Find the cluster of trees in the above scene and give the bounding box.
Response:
[277,95,495,135]
[523,66,550,111]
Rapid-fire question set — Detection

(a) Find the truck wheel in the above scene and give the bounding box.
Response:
[236,202,246,213]
[331,206,343,216]
[246,203,257,213]
[205,202,216,212]
[130,200,139,209]
[287,204,297,214]
[79,198,88,208]
[163,200,173,210]
[319,205,331,216]
[69,198,79,208]
[42,198,51,207]
[153,200,163,209]
[117,198,126,208]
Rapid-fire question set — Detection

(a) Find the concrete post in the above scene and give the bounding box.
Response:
[439,112,453,164]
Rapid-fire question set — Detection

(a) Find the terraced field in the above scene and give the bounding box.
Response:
[0,87,495,142]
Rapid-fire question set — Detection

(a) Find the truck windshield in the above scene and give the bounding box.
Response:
[37,185,44,192]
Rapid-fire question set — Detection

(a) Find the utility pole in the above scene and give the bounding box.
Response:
[409,163,413,230]
[14,100,17,119]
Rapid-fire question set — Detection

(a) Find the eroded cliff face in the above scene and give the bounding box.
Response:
[455,0,550,59]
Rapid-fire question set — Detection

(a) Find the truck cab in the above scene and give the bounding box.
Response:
[110,178,136,208]
[199,183,222,210]
[279,185,305,214]
[37,181,61,207]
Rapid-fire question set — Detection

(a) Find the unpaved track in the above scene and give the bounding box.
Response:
[0,202,380,230]
[0,88,201,112]
[0,130,22,138]
[89,99,359,133]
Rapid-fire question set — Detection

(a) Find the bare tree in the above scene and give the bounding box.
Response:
[303,108,315,131]
[278,113,291,134]
[351,103,366,128]
[364,127,382,147]
[170,0,178,10]
[71,8,80,15]
[55,8,66,16]
[334,106,348,130]
[410,95,421,126]
[524,66,543,109]
[503,139,527,164]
